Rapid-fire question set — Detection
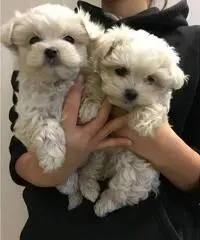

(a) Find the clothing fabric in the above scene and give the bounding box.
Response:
[9,1,200,239]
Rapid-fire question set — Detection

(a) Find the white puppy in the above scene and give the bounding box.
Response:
[77,11,187,217]
[1,4,90,209]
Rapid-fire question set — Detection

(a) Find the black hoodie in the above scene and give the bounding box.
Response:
[9,1,200,240]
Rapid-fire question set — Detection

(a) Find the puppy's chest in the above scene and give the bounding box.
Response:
[17,80,69,120]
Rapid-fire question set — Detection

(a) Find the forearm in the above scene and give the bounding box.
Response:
[148,127,200,190]
[16,153,76,187]
[118,123,200,190]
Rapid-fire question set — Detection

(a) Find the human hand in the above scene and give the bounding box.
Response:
[114,121,175,164]
[112,107,200,189]
[15,75,132,187]
[111,106,177,163]
[61,74,132,170]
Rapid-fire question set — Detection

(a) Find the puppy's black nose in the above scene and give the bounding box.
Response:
[124,89,138,102]
[44,48,58,60]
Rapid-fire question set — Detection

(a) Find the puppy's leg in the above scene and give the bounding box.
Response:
[31,119,66,171]
[93,151,130,217]
[128,104,168,136]
[94,161,159,218]
[78,98,102,124]
[79,151,106,202]
[94,151,160,217]
[78,73,105,124]
[57,171,83,210]
[94,167,130,217]
[123,154,160,206]
[68,190,83,210]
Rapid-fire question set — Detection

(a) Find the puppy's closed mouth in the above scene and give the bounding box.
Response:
[44,58,60,67]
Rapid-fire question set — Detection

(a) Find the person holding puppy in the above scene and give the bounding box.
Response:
[9,0,200,239]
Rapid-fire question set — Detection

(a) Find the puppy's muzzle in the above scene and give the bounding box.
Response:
[44,48,59,65]
[124,89,138,103]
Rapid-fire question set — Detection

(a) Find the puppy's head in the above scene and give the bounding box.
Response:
[90,25,187,109]
[1,4,90,81]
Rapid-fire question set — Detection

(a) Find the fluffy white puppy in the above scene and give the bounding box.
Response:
[1,4,90,209]
[77,11,187,217]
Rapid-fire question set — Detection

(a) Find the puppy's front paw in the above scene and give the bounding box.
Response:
[94,189,125,217]
[79,176,100,203]
[128,105,167,136]
[94,193,115,217]
[35,120,66,171]
[38,145,65,171]
[68,191,83,210]
[57,171,79,195]
[131,120,154,136]
[78,99,101,124]
[94,200,110,217]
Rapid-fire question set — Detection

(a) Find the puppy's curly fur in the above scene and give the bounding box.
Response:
[77,11,187,217]
[1,6,187,216]
[1,4,90,209]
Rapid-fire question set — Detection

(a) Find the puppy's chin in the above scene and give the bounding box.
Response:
[38,64,79,82]
[54,65,79,81]
[22,61,79,84]
[108,97,134,112]
[25,54,83,82]
[108,96,157,110]
[136,96,161,107]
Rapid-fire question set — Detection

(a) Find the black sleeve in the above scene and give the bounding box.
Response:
[182,31,200,207]
[182,80,200,207]
[183,78,200,155]
[9,71,29,186]
[182,27,200,152]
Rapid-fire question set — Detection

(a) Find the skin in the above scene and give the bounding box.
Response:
[16,0,200,190]
[102,0,149,17]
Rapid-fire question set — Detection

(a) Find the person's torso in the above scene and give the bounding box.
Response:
[20,2,200,240]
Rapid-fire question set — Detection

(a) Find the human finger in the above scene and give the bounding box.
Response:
[96,137,132,150]
[94,115,128,142]
[110,106,127,118]
[115,126,138,139]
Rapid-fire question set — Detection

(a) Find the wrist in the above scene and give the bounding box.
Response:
[152,126,200,189]
[154,126,197,166]
[64,150,88,172]
[152,125,182,165]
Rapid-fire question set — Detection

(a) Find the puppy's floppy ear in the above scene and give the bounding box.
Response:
[98,25,131,59]
[77,8,105,40]
[0,11,22,51]
[104,38,123,58]
[169,65,188,90]
[92,37,124,74]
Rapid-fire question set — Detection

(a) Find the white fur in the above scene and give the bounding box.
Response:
[1,6,187,215]
[1,4,90,209]
[76,11,187,217]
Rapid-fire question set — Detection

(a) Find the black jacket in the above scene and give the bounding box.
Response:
[9,1,200,239]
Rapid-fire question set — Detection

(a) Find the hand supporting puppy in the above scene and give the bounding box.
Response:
[15,76,132,188]
[111,107,200,190]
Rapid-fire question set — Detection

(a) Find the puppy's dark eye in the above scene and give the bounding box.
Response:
[115,67,129,77]
[29,36,41,45]
[146,75,155,84]
[63,36,75,44]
